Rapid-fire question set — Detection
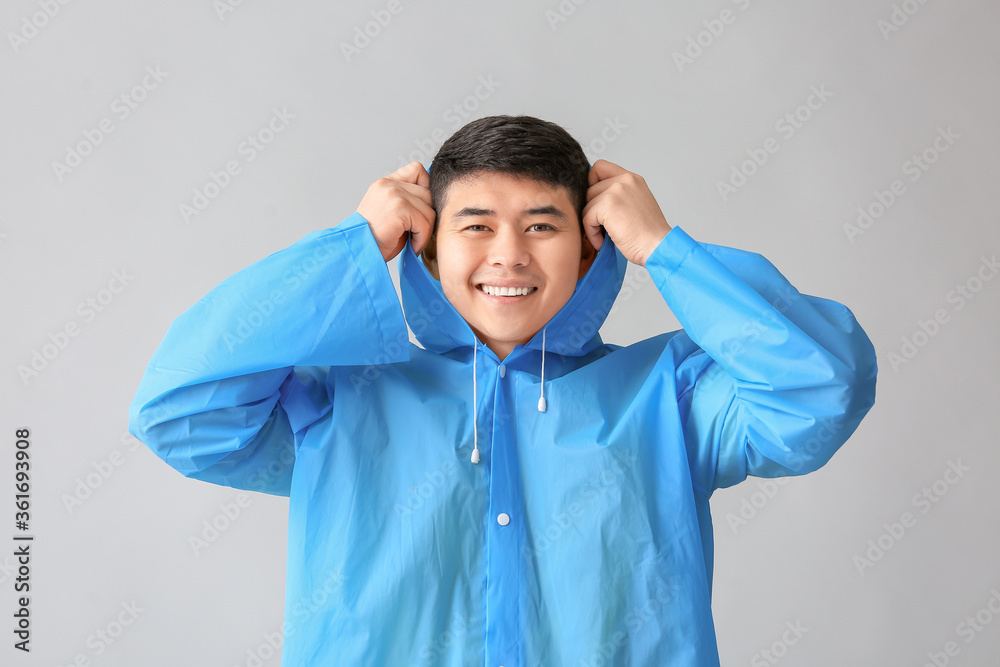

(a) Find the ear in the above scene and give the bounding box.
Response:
[420,232,440,280]
[578,233,597,280]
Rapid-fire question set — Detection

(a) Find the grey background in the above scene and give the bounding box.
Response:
[2,0,998,665]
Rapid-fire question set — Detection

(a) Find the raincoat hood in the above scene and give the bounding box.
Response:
[398,231,630,359]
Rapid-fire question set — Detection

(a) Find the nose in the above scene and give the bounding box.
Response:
[487,226,529,268]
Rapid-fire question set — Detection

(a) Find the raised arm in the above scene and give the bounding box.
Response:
[130,215,410,493]
[583,159,877,492]
[647,228,877,491]
[128,161,435,493]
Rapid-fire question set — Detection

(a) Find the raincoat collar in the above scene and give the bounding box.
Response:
[398,231,629,361]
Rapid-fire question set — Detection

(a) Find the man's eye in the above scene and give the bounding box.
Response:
[529,224,555,232]
[464,224,489,232]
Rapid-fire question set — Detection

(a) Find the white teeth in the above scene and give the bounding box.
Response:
[481,285,534,296]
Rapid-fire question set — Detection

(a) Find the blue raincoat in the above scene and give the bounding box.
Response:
[129,212,877,666]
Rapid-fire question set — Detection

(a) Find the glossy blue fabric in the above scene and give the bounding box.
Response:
[129,212,877,666]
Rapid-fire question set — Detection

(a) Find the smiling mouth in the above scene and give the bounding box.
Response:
[478,285,538,297]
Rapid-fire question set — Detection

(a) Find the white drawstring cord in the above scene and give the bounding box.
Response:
[471,338,480,464]
[472,327,545,462]
[538,327,547,412]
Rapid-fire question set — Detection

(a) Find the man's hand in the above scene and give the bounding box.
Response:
[582,159,672,267]
[356,162,436,262]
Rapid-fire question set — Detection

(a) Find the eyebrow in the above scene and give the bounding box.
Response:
[451,205,568,220]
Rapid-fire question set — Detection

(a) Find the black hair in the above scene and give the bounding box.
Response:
[429,115,589,225]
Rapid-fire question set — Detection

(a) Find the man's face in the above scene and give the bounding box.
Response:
[433,171,596,360]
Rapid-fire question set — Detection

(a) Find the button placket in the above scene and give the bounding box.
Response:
[485,358,524,667]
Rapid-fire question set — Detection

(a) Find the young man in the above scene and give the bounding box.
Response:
[130,115,877,666]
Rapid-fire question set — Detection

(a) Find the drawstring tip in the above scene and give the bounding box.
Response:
[538,327,547,413]
[471,448,480,464]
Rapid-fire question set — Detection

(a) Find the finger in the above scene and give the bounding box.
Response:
[396,187,436,224]
[396,179,434,207]
[585,176,620,203]
[588,159,627,186]
[384,235,406,263]
[407,209,436,256]
[387,161,429,185]
[580,199,605,252]
[415,163,430,189]
[394,190,436,252]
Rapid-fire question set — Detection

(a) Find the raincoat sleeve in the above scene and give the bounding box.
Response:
[128,212,409,495]
[643,226,877,492]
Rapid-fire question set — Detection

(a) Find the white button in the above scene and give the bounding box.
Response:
[499,365,506,378]
[497,513,510,526]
